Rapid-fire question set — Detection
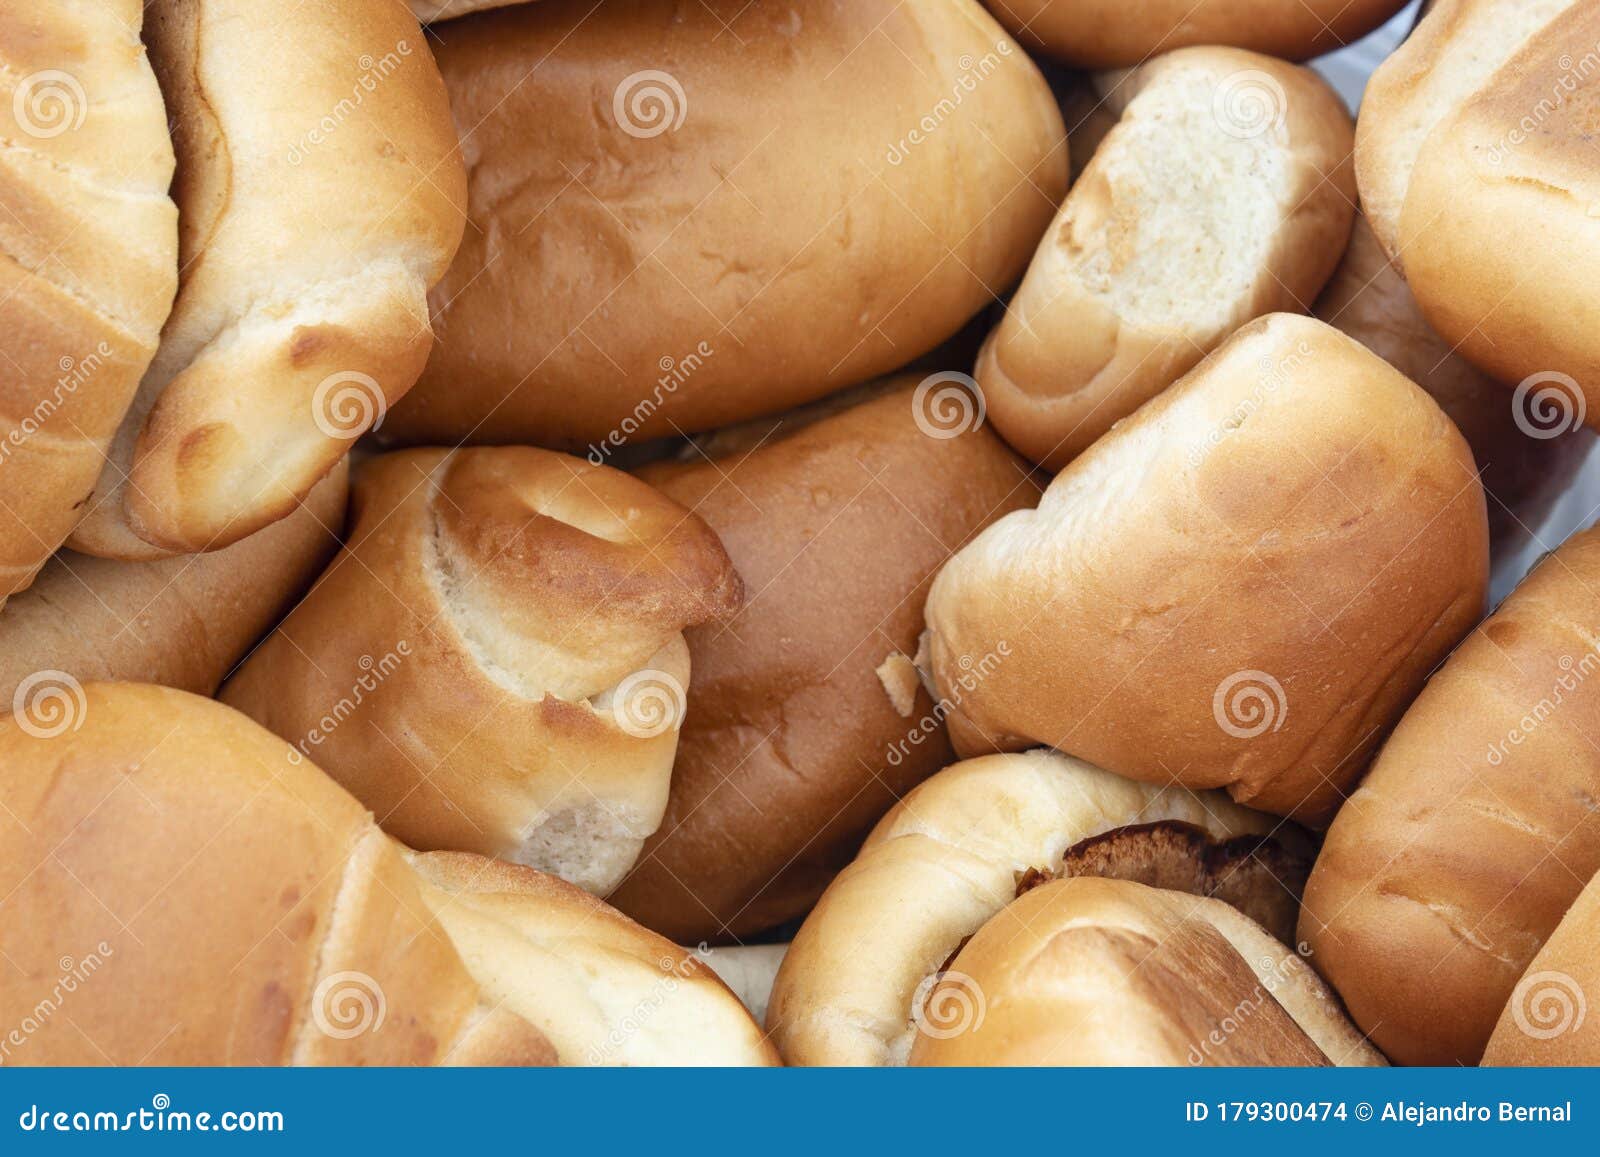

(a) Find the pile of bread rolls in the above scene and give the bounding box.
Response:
[2,0,1598,1068]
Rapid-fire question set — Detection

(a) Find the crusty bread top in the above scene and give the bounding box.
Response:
[1355,0,1577,265]
[907,878,1381,1066]
[0,684,552,1065]
[70,0,466,559]
[1483,868,1600,1066]
[0,0,178,599]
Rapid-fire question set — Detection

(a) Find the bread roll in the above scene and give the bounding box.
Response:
[69,0,466,559]
[608,382,1040,943]
[407,853,779,1066]
[1314,214,1591,556]
[906,878,1382,1066]
[766,749,1315,1066]
[382,0,1067,450]
[1355,0,1578,264]
[1301,526,1600,1065]
[0,683,554,1065]
[0,2,177,601]
[1400,4,1600,420]
[985,0,1410,68]
[1483,869,1600,1066]
[925,314,1489,824]
[220,447,742,897]
[0,462,347,707]
[977,48,1355,469]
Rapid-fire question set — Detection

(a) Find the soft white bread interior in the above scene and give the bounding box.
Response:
[0,1,177,601]
[221,447,742,897]
[1483,868,1600,1066]
[1301,526,1600,1066]
[906,878,1383,1066]
[69,0,466,559]
[408,852,778,1066]
[978,47,1355,468]
[0,683,554,1065]
[1355,0,1578,264]
[927,314,1488,824]
[766,749,1314,1066]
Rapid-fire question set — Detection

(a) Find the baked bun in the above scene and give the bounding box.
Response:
[1483,869,1600,1066]
[69,0,466,559]
[220,447,742,897]
[0,683,554,1065]
[985,0,1410,68]
[1356,0,1578,264]
[1314,214,1591,557]
[925,314,1489,825]
[0,463,345,707]
[383,0,1067,450]
[977,48,1355,469]
[407,853,778,1066]
[1301,526,1600,1066]
[906,878,1382,1066]
[608,382,1040,943]
[1400,3,1600,419]
[766,749,1315,1066]
[0,1,177,601]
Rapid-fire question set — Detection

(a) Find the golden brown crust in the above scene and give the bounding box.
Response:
[0,684,553,1066]
[0,462,347,706]
[986,0,1410,67]
[1483,870,1600,1065]
[383,0,1067,449]
[220,447,741,896]
[0,1,178,600]
[608,382,1041,942]
[905,879,1380,1066]
[978,48,1356,469]
[1399,3,1600,420]
[926,314,1489,825]
[1313,214,1590,554]
[69,0,466,559]
[1301,527,1600,1066]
